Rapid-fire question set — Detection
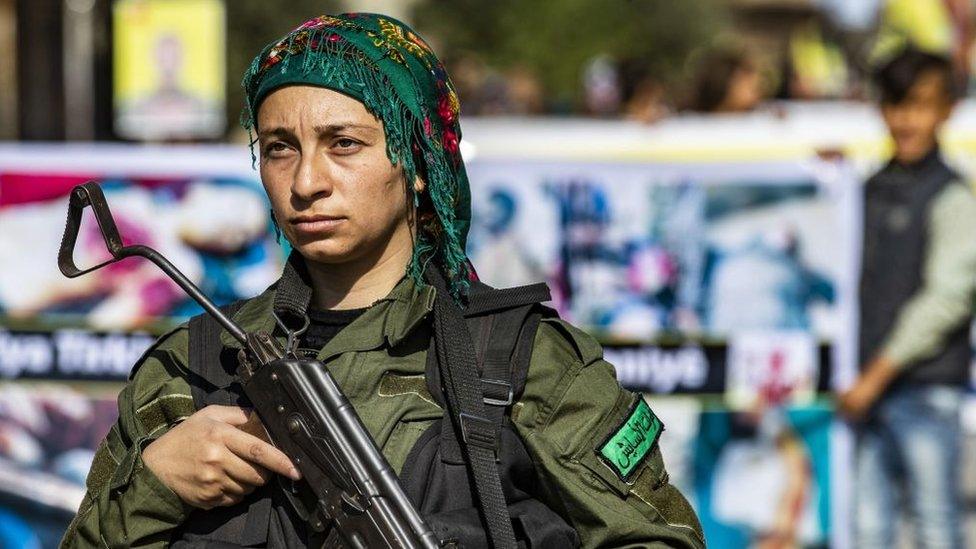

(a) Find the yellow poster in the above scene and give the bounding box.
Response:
[113,0,225,140]
[873,0,953,62]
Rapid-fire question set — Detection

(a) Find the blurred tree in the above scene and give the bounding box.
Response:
[411,0,730,111]
[225,0,341,136]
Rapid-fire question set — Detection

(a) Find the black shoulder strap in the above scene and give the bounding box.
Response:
[427,273,525,548]
[430,283,552,459]
[425,273,555,549]
[478,304,538,418]
[187,300,246,409]
[467,281,552,419]
[463,282,551,317]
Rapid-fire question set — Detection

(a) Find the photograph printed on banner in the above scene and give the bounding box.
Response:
[694,405,832,548]
[0,383,119,548]
[0,175,284,332]
[466,162,848,343]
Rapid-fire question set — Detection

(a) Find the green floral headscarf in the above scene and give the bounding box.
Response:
[242,13,471,292]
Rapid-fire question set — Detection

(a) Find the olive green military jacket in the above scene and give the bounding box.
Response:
[60,278,704,548]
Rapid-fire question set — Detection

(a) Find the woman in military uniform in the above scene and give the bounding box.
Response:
[61,13,703,549]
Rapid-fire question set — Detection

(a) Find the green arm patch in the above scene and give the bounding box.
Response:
[597,396,663,482]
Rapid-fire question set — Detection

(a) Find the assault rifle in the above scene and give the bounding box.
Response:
[58,182,440,549]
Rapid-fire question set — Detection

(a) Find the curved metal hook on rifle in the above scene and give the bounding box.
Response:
[57,181,248,345]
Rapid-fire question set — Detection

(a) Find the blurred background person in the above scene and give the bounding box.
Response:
[582,54,624,117]
[683,47,767,114]
[619,58,671,124]
[841,46,976,549]
[623,77,669,124]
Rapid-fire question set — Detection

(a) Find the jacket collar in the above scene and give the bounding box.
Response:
[219,252,436,358]
[884,145,955,180]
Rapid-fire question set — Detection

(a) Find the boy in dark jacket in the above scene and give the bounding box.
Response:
[841,47,976,549]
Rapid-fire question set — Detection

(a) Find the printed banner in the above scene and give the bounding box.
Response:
[694,405,833,547]
[0,172,283,333]
[0,383,119,547]
[466,160,856,343]
[726,331,819,410]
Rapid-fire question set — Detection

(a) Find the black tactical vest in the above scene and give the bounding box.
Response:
[167,268,579,548]
[859,151,972,387]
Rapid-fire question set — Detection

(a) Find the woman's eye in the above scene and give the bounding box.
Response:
[334,138,362,152]
[263,142,290,157]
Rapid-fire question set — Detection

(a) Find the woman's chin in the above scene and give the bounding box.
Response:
[293,241,357,265]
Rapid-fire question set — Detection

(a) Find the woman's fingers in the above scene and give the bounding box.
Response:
[223,425,301,480]
[222,450,273,487]
[199,404,252,426]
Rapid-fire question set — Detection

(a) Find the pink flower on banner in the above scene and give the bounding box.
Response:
[423,116,433,137]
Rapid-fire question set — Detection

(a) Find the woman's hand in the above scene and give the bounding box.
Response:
[142,405,301,509]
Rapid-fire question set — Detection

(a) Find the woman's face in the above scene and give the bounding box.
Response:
[256,85,413,266]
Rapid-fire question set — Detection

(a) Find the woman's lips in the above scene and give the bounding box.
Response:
[290,215,346,235]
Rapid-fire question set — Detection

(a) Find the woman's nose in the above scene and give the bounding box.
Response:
[291,154,333,201]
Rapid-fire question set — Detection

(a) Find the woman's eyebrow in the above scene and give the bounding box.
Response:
[257,123,379,139]
[257,126,294,139]
[313,123,379,136]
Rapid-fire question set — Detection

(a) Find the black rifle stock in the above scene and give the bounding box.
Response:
[59,182,440,549]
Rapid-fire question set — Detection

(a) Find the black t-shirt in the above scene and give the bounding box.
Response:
[296,307,368,358]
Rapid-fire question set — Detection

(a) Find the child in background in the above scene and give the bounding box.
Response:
[841,46,976,549]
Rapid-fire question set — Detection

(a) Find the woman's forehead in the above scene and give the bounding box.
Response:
[257,85,383,130]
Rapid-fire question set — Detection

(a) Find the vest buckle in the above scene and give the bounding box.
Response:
[481,378,514,406]
[458,412,498,453]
